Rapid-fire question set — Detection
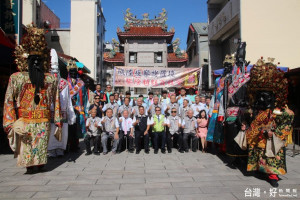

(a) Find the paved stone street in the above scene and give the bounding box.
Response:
[0,144,299,200]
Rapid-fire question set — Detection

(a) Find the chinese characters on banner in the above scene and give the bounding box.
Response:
[113,66,201,88]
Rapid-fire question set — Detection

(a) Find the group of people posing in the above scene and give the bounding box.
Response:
[85,87,211,155]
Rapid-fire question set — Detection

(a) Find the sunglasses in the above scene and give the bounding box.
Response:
[171,111,177,113]
[95,98,100,100]
[155,110,161,111]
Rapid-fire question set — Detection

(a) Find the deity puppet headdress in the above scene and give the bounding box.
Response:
[67,60,84,75]
[223,54,236,66]
[67,60,78,71]
[14,24,50,72]
[248,57,288,108]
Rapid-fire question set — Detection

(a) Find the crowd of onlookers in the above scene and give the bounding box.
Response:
[85,84,212,155]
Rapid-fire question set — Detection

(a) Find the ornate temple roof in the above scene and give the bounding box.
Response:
[103,52,124,63]
[104,9,188,64]
[167,52,188,63]
[103,52,188,64]
[117,27,174,43]
[117,8,175,43]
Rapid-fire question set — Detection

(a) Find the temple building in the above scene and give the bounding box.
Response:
[103,8,188,95]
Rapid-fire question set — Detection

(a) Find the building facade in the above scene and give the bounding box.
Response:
[186,23,209,90]
[22,0,60,28]
[208,0,300,87]
[45,29,70,55]
[104,9,188,95]
[70,0,105,82]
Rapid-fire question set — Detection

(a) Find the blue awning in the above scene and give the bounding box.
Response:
[213,65,289,76]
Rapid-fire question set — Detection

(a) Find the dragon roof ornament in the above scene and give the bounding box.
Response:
[124,8,168,31]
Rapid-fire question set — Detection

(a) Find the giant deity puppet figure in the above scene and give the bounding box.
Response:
[3,25,61,174]
[246,57,294,187]
[224,42,251,167]
[207,54,235,151]
[47,49,76,158]
[67,60,89,151]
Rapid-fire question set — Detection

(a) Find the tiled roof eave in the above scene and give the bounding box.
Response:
[104,59,124,63]
[117,33,174,37]
[168,59,188,63]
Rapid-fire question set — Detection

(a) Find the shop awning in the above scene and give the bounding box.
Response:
[0,28,15,49]
[213,65,289,76]
[0,28,15,65]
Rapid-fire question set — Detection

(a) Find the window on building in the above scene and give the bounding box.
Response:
[51,36,59,42]
[129,52,137,63]
[154,52,162,63]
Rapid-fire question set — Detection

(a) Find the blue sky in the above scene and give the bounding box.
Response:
[44,0,208,50]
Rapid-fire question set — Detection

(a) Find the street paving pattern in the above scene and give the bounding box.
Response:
[0,144,299,200]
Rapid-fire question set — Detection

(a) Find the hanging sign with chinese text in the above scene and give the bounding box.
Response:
[113,66,201,88]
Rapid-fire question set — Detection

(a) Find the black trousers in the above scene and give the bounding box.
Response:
[183,132,198,151]
[135,130,149,151]
[153,131,166,151]
[84,135,101,153]
[167,132,182,151]
[68,124,79,152]
[118,131,134,152]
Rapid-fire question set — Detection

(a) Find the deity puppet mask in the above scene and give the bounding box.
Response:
[223,62,233,76]
[222,54,235,76]
[254,91,275,111]
[69,68,78,79]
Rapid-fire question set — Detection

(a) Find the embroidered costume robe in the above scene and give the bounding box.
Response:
[246,109,294,175]
[48,78,76,153]
[3,72,61,167]
[225,72,250,157]
[68,78,88,138]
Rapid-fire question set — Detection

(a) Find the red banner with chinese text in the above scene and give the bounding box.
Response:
[113,66,200,88]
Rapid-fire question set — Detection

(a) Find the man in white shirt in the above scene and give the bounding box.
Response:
[160,90,170,108]
[117,110,134,153]
[191,95,208,117]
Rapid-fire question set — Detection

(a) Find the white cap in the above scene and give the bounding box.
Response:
[50,49,59,73]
